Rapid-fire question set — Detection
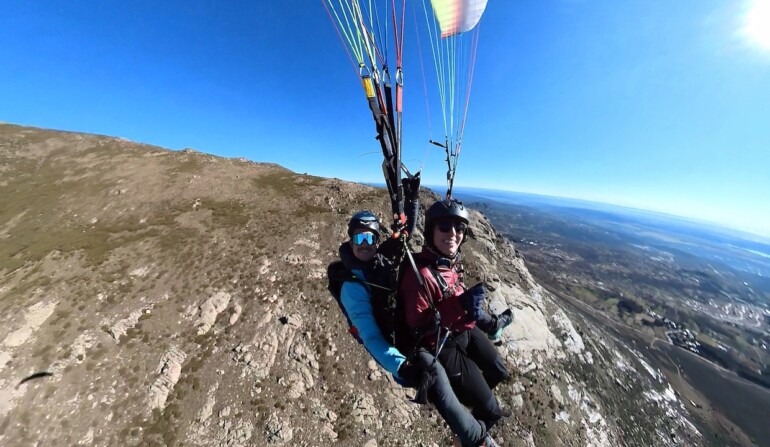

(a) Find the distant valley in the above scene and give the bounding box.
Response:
[452,187,770,446]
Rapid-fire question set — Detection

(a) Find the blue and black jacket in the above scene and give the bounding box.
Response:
[337,200,419,379]
[339,243,406,377]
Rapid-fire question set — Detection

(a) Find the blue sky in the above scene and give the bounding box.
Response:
[1,1,769,236]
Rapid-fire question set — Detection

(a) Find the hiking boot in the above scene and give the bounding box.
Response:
[454,431,499,447]
[480,433,501,447]
[451,420,486,447]
[487,309,514,341]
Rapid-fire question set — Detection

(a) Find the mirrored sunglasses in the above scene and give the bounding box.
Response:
[436,221,467,233]
[351,232,378,246]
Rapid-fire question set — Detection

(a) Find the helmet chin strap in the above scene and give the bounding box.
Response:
[424,244,461,268]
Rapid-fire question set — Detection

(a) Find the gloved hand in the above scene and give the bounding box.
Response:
[487,308,514,341]
[413,359,439,405]
[397,360,421,387]
[401,172,421,201]
[459,282,486,321]
[397,359,438,405]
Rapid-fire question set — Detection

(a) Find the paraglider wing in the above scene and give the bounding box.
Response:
[430,0,488,38]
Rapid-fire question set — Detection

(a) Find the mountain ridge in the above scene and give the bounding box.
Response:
[0,123,724,446]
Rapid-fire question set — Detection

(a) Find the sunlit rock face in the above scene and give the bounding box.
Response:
[0,123,704,446]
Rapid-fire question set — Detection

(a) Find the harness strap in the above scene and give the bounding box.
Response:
[408,253,466,357]
[423,266,452,299]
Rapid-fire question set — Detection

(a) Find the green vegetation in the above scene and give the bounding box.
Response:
[570,286,599,303]
[202,198,251,228]
[251,171,301,197]
[294,204,329,217]
[168,155,205,176]
[0,200,186,273]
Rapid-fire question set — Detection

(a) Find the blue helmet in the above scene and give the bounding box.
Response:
[347,210,381,237]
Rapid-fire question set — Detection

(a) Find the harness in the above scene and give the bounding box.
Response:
[330,237,467,360]
[411,252,469,357]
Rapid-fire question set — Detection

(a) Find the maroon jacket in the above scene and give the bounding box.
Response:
[399,249,475,348]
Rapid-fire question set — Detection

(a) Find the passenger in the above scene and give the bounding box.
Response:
[399,199,512,436]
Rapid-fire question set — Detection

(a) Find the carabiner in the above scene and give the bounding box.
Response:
[435,328,450,357]
[359,63,371,78]
[382,67,391,84]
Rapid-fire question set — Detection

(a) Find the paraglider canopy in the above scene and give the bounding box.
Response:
[431,0,488,37]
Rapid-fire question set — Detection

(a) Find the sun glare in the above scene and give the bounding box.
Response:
[744,0,770,51]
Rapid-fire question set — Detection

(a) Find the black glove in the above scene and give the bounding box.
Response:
[475,312,497,333]
[401,172,421,201]
[397,360,421,387]
[459,283,486,321]
[398,357,440,404]
[413,360,439,405]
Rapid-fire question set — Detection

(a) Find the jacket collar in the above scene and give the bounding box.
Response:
[339,243,364,270]
[420,245,461,270]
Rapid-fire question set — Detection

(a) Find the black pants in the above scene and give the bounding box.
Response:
[437,326,510,429]
[412,349,485,447]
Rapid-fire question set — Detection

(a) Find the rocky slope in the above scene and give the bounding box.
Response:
[0,123,707,446]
